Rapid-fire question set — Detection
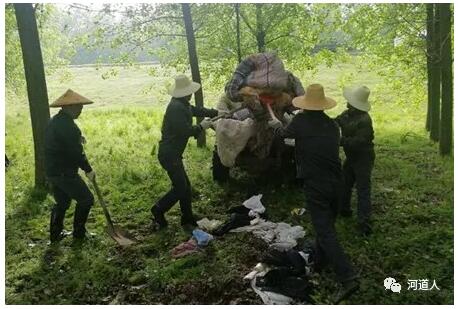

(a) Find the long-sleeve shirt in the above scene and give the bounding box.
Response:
[334,109,374,158]
[45,110,92,176]
[274,111,342,181]
[158,97,218,160]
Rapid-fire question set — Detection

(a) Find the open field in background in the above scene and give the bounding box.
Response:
[5,59,453,304]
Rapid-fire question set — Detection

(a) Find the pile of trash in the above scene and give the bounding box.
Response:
[170,229,214,258]
[214,52,305,168]
[244,243,316,305]
[169,194,315,304]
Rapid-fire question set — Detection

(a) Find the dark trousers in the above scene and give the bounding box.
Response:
[156,157,194,223]
[304,179,357,283]
[48,174,94,240]
[342,150,375,226]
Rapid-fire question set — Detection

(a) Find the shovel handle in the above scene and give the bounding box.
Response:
[91,178,116,233]
[265,103,277,120]
[210,106,245,122]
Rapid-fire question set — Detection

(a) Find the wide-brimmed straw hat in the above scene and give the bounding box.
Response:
[343,85,371,112]
[292,84,336,110]
[168,75,201,98]
[50,89,93,108]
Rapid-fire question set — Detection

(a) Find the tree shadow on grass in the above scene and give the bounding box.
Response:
[8,185,50,219]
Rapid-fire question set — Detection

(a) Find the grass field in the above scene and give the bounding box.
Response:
[5,60,453,304]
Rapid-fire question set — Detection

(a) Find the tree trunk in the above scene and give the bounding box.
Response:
[255,4,266,53]
[181,3,205,147]
[235,3,242,63]
[429,4,441,142]
[439,3,453,155]
[14,3,50,188]
[425,4,434,131]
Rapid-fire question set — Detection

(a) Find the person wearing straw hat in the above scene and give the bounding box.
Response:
[268,84,359,304]
[335,86,375,237]
[45,89,95,243]
[151,75,221,231]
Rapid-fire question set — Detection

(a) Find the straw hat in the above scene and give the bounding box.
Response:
[292,84,336,110]
[50,89,93,108]
[343,86,371,112]
[168,75,201,98]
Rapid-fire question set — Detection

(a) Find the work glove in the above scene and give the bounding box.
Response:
[86,170,96,182]
[200,118,213,130]
[283,113,294,124]
[268,118,283,130]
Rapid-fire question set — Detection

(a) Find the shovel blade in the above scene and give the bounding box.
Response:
[106,225,136,247]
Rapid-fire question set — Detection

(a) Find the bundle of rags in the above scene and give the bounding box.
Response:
[243,242,316,304]
[214,91,292,167]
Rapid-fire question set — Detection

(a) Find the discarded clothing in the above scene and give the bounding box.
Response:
[192,229,214,247]
[261,248,312,276]
[231,219,305,251]
[257,268,314,302]
[245,250,315,304]
[213,197,270,236]
[197,218,222,232]
[242,194,265,215]
[213,213,253,236]
[251,276,294,305]
[214,118,256,167]
[244,263,293,305]
[171,238,199,258]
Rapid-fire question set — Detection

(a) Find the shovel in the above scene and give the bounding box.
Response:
[258,95,278,121]
[210,106,246,122]
[91,178,136,247]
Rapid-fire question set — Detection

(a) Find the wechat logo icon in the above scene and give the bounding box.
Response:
[384,277,402,293]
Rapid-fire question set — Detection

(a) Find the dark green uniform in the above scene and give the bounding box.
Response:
[335,108,375,234]
[45,110,94,241]
[153,97,217,227]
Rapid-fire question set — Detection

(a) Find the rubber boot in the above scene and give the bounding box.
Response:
[50,206,66,243]
[151,205,168,230]
[73,205,91,239]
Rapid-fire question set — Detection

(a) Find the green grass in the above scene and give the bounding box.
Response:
[5,60,453,304]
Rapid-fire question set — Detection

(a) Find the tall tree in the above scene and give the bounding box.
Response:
[14,3,50,188]
[234,3,242,63]
[439,3,453,155]
[430,4,441,142]
[425,4,434,131]
[182,3,205,147]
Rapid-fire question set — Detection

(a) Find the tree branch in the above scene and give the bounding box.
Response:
[239,10,256,35]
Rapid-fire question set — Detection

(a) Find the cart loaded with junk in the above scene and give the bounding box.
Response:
[210,52,305,182]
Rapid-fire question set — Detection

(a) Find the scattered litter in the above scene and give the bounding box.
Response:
[213,213,254,236]
[231,219,305,251]
[170,238,199,258]
[102,296,111,302]
[245,246,315,305]
[257,268,313,302]
[130,284,148,290]
[262,247,313,276]
[192,229,214,247]
[291,208,306,216]
[251,276,294,305]
[197,218,222,232]
[243,194,265,215]
[213,196,270,236]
